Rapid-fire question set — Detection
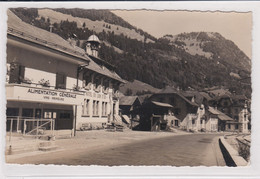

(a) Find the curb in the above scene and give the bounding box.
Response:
[219,136,248,166]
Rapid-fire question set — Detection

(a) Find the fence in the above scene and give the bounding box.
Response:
[6,116,55,142]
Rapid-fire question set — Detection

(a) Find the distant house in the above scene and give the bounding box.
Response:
[137,101,173,131]
[149,87,209,132]
[149,87,199,122]
[208,93,249,133]
[119,96,141,116]
[205,107,233,132]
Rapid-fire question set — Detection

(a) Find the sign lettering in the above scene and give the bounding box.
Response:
[27,88,77,101]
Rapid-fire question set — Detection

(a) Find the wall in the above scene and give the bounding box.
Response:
[7,39,84,89]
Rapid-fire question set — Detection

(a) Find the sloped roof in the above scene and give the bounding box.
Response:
[208,107,221,115]
[159,86,178,94]
[207,88,231,97]
[182,90,205,105]
[7,10,124,83]
[208,107,233,121]
[199,92,212,101]
[7,10,87,61]
[151,101,173,108]
[218,113,234,121]
[157,86,198,107]
[119,96,140,106]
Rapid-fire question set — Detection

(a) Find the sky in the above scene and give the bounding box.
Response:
[112,10,252,58]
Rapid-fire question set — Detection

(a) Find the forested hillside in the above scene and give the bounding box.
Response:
[10,8,251,97]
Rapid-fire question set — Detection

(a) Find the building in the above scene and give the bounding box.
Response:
[137,101,173,131]
[149,86,199,122]
[6,10,124,136]
[208,93,249,133]
[119,96,141,116]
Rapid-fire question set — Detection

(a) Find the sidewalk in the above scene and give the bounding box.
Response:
[5,129,191,162]
[223,133,251,163]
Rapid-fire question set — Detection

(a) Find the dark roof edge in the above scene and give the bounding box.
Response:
[7,27,90,63]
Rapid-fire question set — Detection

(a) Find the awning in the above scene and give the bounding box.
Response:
[151,101,173,108]
[218,114,233,121]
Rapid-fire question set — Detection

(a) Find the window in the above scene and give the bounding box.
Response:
[93,100,96,116]
[9,63,25,84]
[175,120,179,126]
[103,80,109,89]
[234,115,239,121]
[82,99,90,116]
[60,112,71,119]
[94,77,101,87]
[6,108,19,117]
[235,124,239,129]
[83,72,92,87]
[102,102,108,116]
[96,101,99,116]
[228,124,231,129]
[192,119,195,125]
[56,73,66,89]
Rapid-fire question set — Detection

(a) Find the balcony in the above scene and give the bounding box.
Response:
[6,83,85,105]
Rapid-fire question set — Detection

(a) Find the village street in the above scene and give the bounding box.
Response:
[6,131,226,166]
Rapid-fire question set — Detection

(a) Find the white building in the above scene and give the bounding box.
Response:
[6,10,124,136]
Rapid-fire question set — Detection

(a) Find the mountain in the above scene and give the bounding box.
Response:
[9,8,252,97]
[163,32,251,72]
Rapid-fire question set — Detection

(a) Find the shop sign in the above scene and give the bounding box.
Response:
[26,88,79,103]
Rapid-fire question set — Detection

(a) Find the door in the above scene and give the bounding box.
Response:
[57,110,73,130]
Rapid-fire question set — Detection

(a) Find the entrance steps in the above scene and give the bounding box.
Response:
[5,133,59,155]
[38,141,57,151]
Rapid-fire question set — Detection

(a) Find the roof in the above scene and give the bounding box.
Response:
[207,88,231,97]
[199,92,212,101]
[7,10,125,84]
[218,112,234,121]
[151,101,173,108]
[119,96,140,106]
[181,90,205,105]
[156,86,198,107]
[208,107,221,115]
[7,10,87,61]
[208,107,233,121]
[87,35,100,43]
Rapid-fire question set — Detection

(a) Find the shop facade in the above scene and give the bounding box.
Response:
[6,10,124,136]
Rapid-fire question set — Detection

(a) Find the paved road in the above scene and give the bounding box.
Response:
[8,134,226,166]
